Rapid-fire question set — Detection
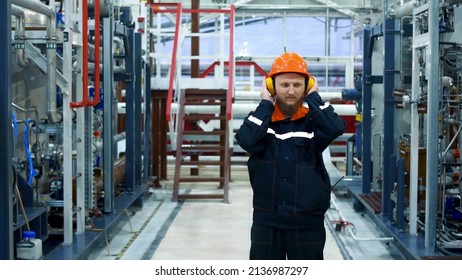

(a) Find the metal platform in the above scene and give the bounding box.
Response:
[344,179,446,259]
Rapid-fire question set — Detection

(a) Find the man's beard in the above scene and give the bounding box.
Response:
[277,101,299,118]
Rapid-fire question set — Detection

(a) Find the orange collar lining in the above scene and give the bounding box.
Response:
[271,103,309,122]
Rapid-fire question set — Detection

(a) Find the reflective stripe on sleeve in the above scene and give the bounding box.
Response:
[319,101,330,110]
[248,115,263,126]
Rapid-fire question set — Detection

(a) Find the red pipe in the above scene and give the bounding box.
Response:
[227,4,235,120]
[148,3,237,121]
[149,3,182,122]
[88,0,101,106]
[70,0,89,108]
[167,5,182,122]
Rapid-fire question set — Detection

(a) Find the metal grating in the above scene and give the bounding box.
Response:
[359,192,382,214]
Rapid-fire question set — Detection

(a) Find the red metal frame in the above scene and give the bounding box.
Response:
[147,3,236,121]
[148,3,182,122]
[227,4,235,120]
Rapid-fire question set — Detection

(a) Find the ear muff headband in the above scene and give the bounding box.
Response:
[266,76,315,97]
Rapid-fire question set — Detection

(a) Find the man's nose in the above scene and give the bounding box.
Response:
[288,85,295,94]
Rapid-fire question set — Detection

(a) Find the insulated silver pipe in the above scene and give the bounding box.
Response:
[87,62,125,74]
[11,5,29,66]
[391,0,416,19]
[114,132,126,143]
[12,0,60,123]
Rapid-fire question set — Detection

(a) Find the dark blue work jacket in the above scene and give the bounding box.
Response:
[235,92,346,229]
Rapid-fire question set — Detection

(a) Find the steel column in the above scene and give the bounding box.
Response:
[382,19,399,219]
[361,25,372,194]
[0,0,13,260]
[409,8,420,236]
[134,32,142,186]
[125,28,135,192]
[103,17,115,213]
[143,64,152,182]
[425,0,439,254]
[346,135,354,176]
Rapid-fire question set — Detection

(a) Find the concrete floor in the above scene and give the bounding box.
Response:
[92,158,399,260]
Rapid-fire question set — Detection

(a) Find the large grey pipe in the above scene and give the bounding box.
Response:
[391,0,416,19]
[12,0,60,123]
[11,5,29,66]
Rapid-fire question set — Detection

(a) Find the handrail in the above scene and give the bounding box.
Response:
[200,61,267,79]
[148,4,236,121]
[70,0,89,108]
[227,4,235,120]
[181,6,237,121]
[87,0,101,106]
[148,3,182,122]
[183,8,234,13]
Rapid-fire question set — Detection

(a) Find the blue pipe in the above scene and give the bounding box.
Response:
[24,119,36,185]
[12,112,17,145]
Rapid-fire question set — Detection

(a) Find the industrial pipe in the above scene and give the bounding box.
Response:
[116,102,356,116]
[87,0,101,107]
[113,132,126,143]
[171,102,357,116]
[391,0,416,19]
[11,5,29,66]
[87,62,125,74]
[234,90,344,101]
[12,0,60,123]
[70,0,90,108]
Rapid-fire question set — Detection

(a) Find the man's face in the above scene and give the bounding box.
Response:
[274,72,306,107]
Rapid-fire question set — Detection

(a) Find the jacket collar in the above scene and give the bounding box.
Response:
[271,103,309,122]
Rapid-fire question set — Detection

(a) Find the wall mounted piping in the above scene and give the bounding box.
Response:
[24,119,36,185]
[12,0,61,123]
[70,0,100,107]
[12,103,39,143]
[87,0,100,107]
[70,0,89,108]
[11,5,29,66]
[87,62,125,74]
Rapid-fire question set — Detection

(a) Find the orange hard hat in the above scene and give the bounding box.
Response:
[267,52,310,78]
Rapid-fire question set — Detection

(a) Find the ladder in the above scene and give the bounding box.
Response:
[172,88,230,203]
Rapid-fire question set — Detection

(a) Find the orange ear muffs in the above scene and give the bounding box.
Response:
[266,77,276,96]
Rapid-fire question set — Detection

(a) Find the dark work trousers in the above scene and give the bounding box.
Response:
[249,223,326,260]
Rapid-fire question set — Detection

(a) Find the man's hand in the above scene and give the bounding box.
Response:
[260,78,275,103]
